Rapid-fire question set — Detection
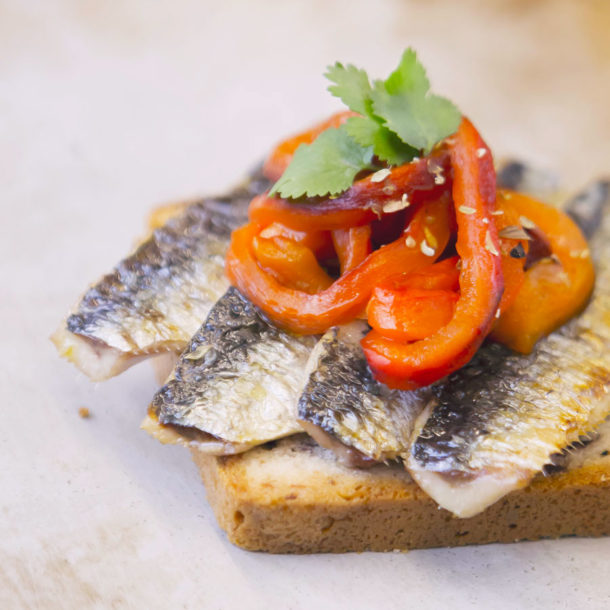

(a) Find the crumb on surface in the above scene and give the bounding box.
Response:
[78,407,91,419]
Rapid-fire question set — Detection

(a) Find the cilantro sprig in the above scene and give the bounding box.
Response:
[270,49,461,200]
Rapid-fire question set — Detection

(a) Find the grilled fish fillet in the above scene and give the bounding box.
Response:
[51,170,269,381]
[298,321,430,467]
[145,287,317,453]
[407,181,610,518]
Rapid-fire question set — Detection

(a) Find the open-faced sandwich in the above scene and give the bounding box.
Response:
[53,50,610,553]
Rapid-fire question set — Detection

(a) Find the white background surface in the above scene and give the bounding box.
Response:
[2,1,610,608]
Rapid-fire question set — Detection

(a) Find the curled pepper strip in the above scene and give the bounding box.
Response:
[490,191,595,353]
[361,118,504,390]
[249,149,451,231]
[366,257,460,342]
[332,225,372,274]
[493,190,531,315]
[262,111,356,181]
[257,222,334,260]
[226,195,452,335]
[252,235,334,294]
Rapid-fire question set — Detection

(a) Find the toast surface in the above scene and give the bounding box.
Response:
[192,433,610,553]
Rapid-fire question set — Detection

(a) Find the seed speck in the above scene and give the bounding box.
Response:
[383,199,408,214]
[520,215,536,230]
[485,230,499,256]
[370,168,391,183]
[420,240,435,257]
[424,226,438,249]
[458,206,476,215]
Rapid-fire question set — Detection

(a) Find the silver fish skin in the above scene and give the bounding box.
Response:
[298,321,430,467]
[52,170,269,381]
[407,181,610,518]
[147,287,317,454]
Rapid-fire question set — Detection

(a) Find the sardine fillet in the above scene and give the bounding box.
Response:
[298,322,429,466]
[52,172,268,381]
[148,287,317,453]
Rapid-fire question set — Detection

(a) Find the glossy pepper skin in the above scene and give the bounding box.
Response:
[361,118,504,389]
[490,191,595,353]
[332,225,372,274]
[366,257,460,342]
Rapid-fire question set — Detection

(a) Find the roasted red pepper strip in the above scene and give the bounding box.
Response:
[249,149,451,231]
[226,195,452,334]
[377,256,460,291]
[367,257,460,341]
[332,225,372,275]
[490,191,595,353]
[368,287,459,342]
[263,111,357,181]
[361,118,504,390]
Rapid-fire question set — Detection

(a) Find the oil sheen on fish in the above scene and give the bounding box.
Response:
[407,181,610,518]
[146,287,317,454]
[298,321,430,467]
[52,170,269,381]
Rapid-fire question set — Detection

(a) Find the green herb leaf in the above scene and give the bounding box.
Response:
[371,50,461,153]
[384,48,429,96]
[343,116,378,147]
[269,126,374,199]
[345,116,418,166]
[325,62,373,116]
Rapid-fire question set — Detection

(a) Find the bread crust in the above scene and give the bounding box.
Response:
[191,435,610,553]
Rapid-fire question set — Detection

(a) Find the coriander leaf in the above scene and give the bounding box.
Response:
[384,48,429,95]
[270,126,374,199]
[344,116,379,147]
[325,62,373,116]
[370,126,419,165]
[345,116,417,165]
[371,77,461,153]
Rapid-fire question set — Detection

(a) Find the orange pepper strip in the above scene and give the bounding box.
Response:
[262,111,357,181]
[249,149,451,231]
[253,235,334,294]
[332,226,372,275]
[361,118,504,390]
[494,190,531,315]
[490,192,595,353]
[226,195,452,334]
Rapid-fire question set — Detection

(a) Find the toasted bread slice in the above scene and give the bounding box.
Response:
[191,434,610,553]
